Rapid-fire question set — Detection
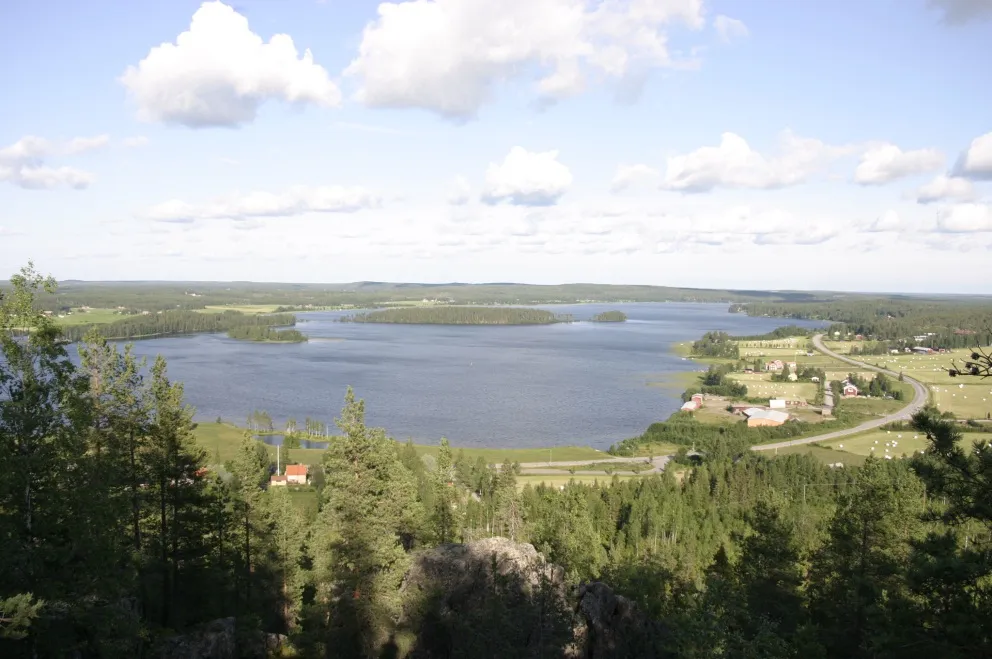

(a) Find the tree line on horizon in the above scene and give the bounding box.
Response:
[56,309,298,343]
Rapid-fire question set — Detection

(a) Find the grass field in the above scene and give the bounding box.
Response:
[728,374,819,401]
[820,429,992,458]
[55,308,123,326]
[768,444,867,467]
[201,304,284,314]
[194,422,327,466]
[194,422,609,468]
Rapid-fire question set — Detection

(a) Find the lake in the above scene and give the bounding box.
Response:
[118,303,824,450]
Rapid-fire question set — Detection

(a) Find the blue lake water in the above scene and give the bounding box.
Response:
[117,303,824,450]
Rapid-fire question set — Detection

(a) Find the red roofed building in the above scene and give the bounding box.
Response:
[285,464,309,485]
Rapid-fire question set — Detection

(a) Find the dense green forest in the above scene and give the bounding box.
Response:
[341,306,573,325]
[56,310,298,342]
[5,266,992,658]
[590,310,627,322]
[227,326,307,343]
[732,299,992,349]
[13,281,855,314]
[692,331,741,358]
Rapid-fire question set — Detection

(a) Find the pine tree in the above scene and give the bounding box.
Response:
[311,388,422,656]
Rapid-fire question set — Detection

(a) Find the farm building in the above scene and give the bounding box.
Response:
[285,464,309,485]
[769,399,787,409]
[912,346,933,355]
[842,382,859,397]
[743,408,790,427]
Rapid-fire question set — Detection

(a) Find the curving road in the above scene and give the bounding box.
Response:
[752,334,929,451]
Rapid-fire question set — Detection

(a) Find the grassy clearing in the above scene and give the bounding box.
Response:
[55,308,123,326]
[769,444,867,467]
[727,375,819,402]
[840,396,912,417]
[928,384,992,419]
[646,369,702,391]
[819,429,992,457]
[194,422,609,468]
[193,422,326,466]
[201,304,284,314]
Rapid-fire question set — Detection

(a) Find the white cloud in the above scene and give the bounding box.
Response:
[447,176,472,205]
[344,0,705,118]
[956,131,992,180]
[936,203,992,232]
[662,131,854,192]
[854,143,943,185]
[481,147,573,206]
[63,134,110,155]
[863,209,904,232]
[144,185,380,222]
[120,1,341,128]
[914,174,974,203]
[123,136,149,148]
[0,136,96,190]
[610,164,661,192]
[714,15,749,43]
[928,0,992,24]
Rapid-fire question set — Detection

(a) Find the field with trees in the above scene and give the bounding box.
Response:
[341,306,572,325]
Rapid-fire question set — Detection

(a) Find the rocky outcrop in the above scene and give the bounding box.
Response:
[573,581,669,658]
[398,538,666,659]
[154,618,285,659]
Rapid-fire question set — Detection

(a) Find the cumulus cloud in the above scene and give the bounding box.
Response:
[854,143,943,185]
[914,174,974,203]
[481,147,573,206]
[120,1,341,128]
[0,136,96,190]
[714,15,749,43]
[145,185,380,222]
[447,176,472,205]
[936,203,992,232]
[344,0,705,118]
[662,131,854,192]
[610,164,661,192]
[928,0,992,24]
[863,209,905,232]
[955,131,992,180]
[64,135,110,155]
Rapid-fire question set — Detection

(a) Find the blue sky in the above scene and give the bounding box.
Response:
[1,0,991,292]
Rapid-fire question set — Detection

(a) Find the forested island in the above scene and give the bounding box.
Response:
[590,310,627,322]
[341,306,574,325]
[57,309,298,342]
[227,326,307,343]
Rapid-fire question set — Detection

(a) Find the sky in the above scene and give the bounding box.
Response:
[1,0,991,293]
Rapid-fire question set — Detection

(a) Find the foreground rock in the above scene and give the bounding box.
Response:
[154,617,284,659]
[398,537,667,658]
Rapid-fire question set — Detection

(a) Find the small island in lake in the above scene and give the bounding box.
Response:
[227,326,307,342]
[341,306,573,325]
[590,310,628,322]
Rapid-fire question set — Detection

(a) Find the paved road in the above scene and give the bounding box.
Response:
[752,334,930,451]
